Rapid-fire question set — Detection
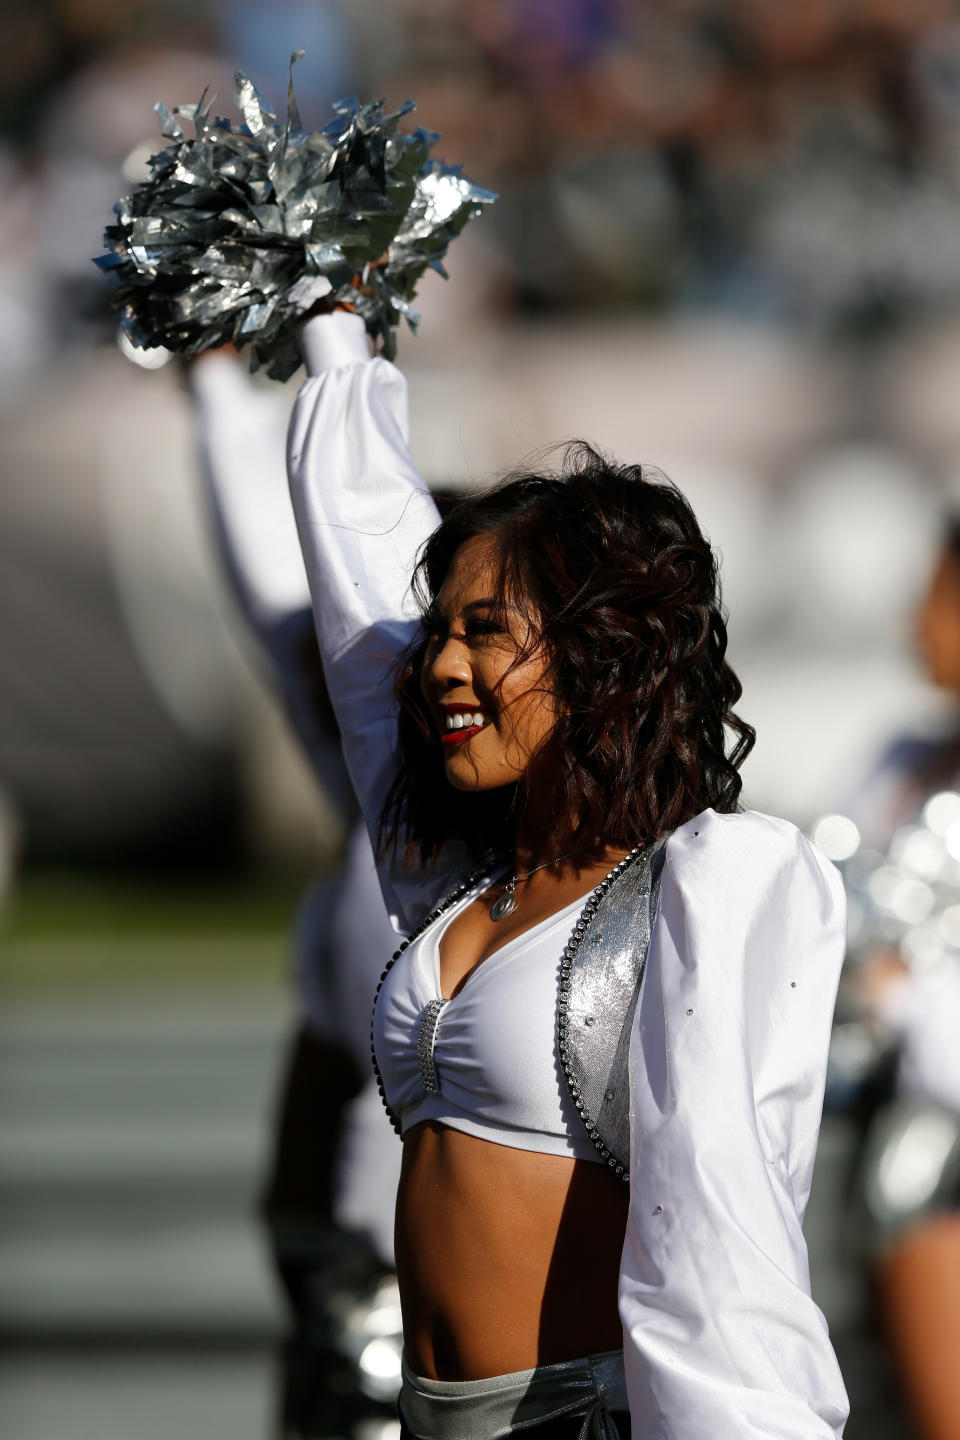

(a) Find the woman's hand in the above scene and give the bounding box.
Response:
[304,260,387,321]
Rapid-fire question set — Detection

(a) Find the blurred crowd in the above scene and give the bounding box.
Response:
[10,4,960,1440]
[11,0,960,351]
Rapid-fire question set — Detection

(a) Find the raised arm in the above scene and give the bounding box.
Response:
[621,809,850,1437]
[287,311,449,930]
[189,352,357,812]
[190,351,311,643]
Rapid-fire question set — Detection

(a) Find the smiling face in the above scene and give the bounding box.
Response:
[420,534,557,791]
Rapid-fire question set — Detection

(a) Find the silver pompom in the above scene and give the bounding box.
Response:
[94,53,496,380]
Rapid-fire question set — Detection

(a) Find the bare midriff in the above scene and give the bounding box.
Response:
[394,1120,630,1382]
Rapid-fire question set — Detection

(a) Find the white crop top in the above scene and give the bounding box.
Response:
[372,880,603,1163]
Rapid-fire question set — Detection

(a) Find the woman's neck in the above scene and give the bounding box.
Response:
[511,818,564,876]
[511,826,628,881]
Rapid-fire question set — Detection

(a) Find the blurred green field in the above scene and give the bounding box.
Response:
[0,870,311,994]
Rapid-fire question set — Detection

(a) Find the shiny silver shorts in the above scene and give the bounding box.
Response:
[398,1348,627,1439]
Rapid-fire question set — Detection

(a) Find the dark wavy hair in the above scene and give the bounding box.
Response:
[381,442,754,867]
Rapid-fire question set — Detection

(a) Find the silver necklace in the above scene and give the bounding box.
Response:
[489,847,584,921]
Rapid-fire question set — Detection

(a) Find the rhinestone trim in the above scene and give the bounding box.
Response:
[416,998,448,1094]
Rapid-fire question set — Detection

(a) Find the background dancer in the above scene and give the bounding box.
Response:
[188,346,402,1438]
[838,521,960,1440]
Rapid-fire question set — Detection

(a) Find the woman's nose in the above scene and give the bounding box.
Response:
[427,634,471,688]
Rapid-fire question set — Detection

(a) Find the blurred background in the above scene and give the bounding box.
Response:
[6,1,960,1436]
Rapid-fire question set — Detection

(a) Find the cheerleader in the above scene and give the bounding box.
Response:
[281,307,849,1439]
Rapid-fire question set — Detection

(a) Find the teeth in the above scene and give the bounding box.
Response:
[445,711,486,732]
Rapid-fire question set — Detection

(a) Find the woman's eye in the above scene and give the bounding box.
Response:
[465,617,505,638]
[422,614,507,650]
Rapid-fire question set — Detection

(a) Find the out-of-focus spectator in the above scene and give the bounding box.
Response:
[188,349,403,1436]
[837,522,960,1440]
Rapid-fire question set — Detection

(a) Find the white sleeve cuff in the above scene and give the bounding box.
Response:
[299,310,371,375]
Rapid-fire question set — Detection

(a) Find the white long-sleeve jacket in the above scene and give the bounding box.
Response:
[287,310,850,1436]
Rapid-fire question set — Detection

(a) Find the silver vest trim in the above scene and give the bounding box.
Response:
[558,841,666,1179]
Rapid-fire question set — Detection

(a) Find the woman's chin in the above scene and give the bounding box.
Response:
[443,756,487,791]
[442,750,516,792]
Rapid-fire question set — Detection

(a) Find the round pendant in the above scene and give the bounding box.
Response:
[490,890,516,922]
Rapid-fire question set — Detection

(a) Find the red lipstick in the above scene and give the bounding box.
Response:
[440,724,484,748]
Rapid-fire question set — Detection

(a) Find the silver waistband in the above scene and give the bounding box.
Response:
[399,1349,627,1439]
